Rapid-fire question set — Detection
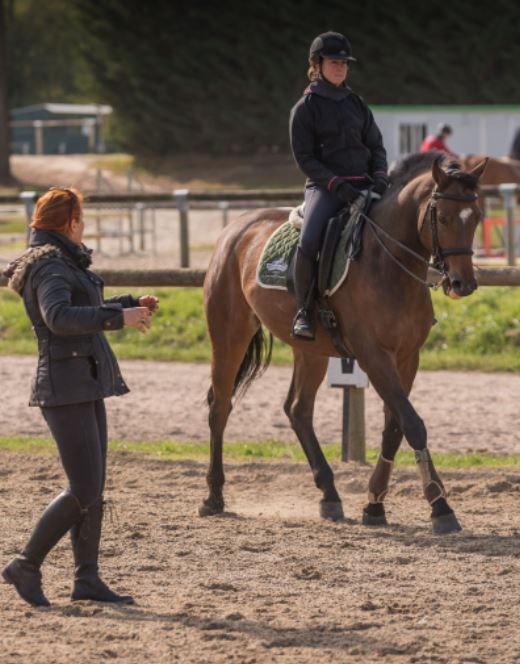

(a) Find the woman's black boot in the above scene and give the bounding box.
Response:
[2,491,83,607]
[71,496,134,604]
[291,247,316,340]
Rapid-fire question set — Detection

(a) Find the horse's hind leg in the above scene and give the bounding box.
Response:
[199,297,260,517]
[285,349,343,521]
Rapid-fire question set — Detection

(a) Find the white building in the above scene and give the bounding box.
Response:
[372,105,520,164]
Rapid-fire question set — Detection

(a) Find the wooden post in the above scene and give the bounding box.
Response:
[219,200,229,227]
[20,191,36,245]
[499,183,517,266]
[341,386,366,463]
[34,120,43,155]
[136,202,145,251]
[174,189,190,268]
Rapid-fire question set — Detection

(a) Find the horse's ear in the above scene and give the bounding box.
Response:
[469,157,488,181]
[432,156,449,189]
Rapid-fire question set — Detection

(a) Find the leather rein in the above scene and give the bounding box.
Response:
[361,188,478,289]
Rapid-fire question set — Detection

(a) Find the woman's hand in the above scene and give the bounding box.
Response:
[123,307,152,334]
[138,295,159,312]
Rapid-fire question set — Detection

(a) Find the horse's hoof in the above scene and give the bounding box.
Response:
[198,499,224,517]
[319,501,344,522]
[432,512,462,535]
[362,508,388,527]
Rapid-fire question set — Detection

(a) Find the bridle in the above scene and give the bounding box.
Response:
[428,189,478,274]
[361,187,478,289]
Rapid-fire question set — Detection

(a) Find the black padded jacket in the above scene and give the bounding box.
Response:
[289,78,388,191]
[4,229,136,407]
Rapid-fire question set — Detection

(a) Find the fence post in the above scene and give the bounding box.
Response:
[136,202,145,251]
[20,191,37,245]
[341,386,366,462]
[499,183,518,266]
[328,358,367,463]
[218,201,229,228]
[174,189,190,268]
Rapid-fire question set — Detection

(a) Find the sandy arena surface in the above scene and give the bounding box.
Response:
[2,158,520,661]
[2,356,520,456]
[1,450,520,663]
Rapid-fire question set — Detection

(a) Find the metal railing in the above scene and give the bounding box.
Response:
[1,184,519,267]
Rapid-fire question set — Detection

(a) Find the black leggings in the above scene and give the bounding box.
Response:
[298,186,346,259]
[41,400,107,508]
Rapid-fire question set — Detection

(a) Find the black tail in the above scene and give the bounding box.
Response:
[232,326,273,399]
[206,326,273,407]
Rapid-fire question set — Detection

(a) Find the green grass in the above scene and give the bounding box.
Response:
[0,217,26,234]
[1,435,520,468]
[1,286,520,370]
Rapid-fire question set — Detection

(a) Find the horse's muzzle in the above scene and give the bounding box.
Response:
[443,272,477,299]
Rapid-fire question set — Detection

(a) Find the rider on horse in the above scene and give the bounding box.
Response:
[289,31,389,339]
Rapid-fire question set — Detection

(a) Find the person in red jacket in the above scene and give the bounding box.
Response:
[420,123,457,157]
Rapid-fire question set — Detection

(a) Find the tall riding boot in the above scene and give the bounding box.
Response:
[291,247,316,340]
[71,496,134,604]
[2,491,83,607]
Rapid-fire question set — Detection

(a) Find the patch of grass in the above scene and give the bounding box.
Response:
[2,286,520,370]
[0,217,26,234]
[422,286,520,370]
[89,153,136,177]
[1,435,520,468]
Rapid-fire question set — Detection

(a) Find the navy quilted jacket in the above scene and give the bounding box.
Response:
[289,78,388,191]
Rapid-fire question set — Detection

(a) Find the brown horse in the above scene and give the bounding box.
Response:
[459,155,520,187]
[201,154,487,534]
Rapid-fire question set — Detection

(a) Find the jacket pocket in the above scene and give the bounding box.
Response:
[49,340,94,360]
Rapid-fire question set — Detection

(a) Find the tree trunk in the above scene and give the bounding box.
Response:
[0,0,12,185]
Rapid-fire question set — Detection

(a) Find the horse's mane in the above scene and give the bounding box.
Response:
[389,151,479,191]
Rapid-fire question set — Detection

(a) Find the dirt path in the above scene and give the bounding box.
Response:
[3,356,520,455]
[1,450,520,663]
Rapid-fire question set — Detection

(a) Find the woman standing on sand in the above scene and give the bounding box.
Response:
[2,186,158,607]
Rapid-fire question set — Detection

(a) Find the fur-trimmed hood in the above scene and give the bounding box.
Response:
[3,244,62,295]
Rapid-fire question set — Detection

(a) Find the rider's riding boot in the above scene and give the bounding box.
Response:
[70,496,134,604]
[291,247,316,340]
[2,491,83,607]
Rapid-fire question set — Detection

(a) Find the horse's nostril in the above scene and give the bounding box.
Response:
[451,280,462,292]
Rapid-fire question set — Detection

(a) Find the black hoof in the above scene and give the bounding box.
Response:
[432,512,462,535]
[319,500,344,522]
[198,498,224,517]
[362,508,388,527]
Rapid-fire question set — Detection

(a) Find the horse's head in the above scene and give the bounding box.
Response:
[422,156,487,299]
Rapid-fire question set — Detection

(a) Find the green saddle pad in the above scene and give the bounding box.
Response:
[256,211,360,293]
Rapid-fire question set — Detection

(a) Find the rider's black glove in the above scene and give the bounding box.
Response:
[372,176,389,197]
[332,180,359,204]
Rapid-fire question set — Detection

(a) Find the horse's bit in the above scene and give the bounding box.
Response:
[361,188,478,289]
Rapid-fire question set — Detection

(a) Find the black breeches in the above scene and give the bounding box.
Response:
[298,186,346,259]
[41,400,107,508]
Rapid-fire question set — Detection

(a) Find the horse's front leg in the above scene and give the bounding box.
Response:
[285,349,344,521]
[360,348,461,534]
[364,352,417,526]
[363,410,401,526]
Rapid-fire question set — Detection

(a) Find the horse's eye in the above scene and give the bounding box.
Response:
[438,215,448,225]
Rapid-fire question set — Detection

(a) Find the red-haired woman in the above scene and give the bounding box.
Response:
[2,187,158,607]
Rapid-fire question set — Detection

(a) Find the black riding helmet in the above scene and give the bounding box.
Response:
[309,31,357,62]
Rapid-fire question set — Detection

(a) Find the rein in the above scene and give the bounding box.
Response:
[361,189,478,289]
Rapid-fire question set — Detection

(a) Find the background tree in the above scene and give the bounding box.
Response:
[4,0,520,159]
[6,0,95,108]
[0,0,11,184]
[72,0,520,157]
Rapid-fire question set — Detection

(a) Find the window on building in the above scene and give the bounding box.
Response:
[399,124,427,155]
